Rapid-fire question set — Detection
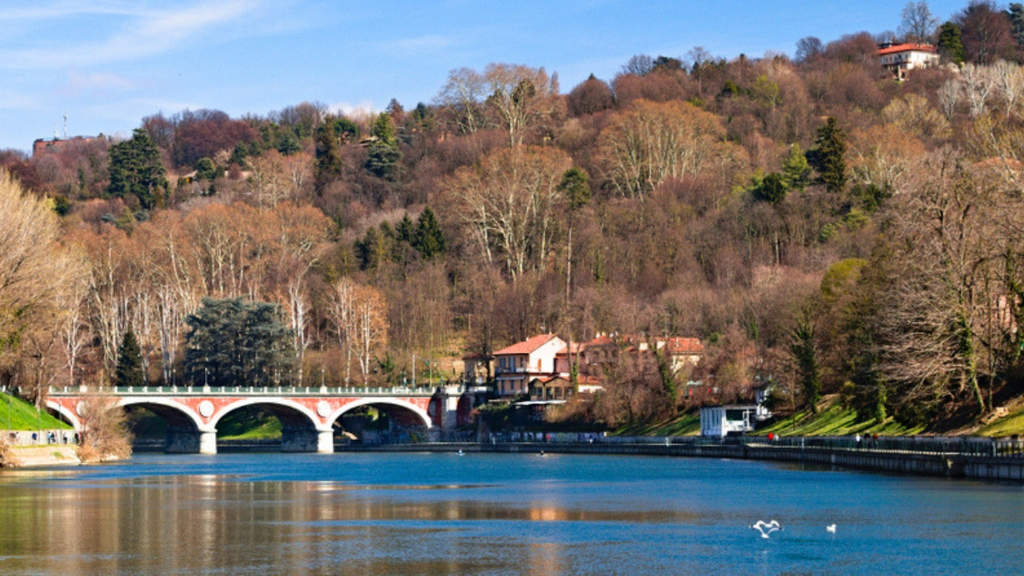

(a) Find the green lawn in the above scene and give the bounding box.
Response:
[217,408,282,440]
[976,408,1024,437]
[0,393,72,431]
[755,402,926,437]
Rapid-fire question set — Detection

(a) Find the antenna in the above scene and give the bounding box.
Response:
[63,112,68,139]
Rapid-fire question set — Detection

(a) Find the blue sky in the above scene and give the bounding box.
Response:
[0,0,968,151]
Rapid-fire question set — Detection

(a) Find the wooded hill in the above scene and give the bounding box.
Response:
[3,1,1024,433]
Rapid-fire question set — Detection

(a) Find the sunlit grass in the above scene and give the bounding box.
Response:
[755,402,925,437]
[0,393,72,431]
[614,412,701,436]
[218,412,282,440]
[976,408,1024,437]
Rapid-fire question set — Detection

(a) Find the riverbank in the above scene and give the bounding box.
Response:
[336,439,1024,482]
[1,445,80,468]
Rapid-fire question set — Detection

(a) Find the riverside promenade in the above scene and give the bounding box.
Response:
[338,434,1024,482]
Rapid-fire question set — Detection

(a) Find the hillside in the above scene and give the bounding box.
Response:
[2,3,1024,436]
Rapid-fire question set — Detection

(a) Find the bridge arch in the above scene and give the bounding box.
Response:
[207,398,323,431]
[45,400,82,431]
[118,398,207,431]
[326,397,433,430]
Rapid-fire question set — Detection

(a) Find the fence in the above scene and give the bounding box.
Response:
[479,432,1024,458]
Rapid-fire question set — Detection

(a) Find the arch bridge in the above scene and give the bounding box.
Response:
[47,384,461,454]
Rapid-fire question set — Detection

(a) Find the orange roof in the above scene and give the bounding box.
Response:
[494,334,560,356]
[878,43,937,55]
[665,337,704,355]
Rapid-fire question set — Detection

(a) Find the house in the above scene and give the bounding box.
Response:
[700,404,759,437]
[528,373,603,401]
[878,42,939,80]
[529,375,573,401]
[493,334,566,397]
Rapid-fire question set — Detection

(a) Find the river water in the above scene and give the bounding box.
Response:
[0,452,1021,575]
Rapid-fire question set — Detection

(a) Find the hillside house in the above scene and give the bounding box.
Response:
[493,334,566,397]
[878,42,939,80]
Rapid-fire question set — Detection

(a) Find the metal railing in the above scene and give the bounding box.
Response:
[480,432,1024,458]
[49,384,439,397]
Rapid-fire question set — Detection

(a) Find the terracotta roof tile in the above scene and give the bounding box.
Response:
[494,334,560,356]
[878,43,937,55]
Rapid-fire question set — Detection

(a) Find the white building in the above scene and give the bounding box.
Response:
[700,405,759,438]
[878,43,939,80]
[493,334,567,397]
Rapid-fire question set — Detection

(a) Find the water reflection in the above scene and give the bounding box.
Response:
[0,474,695,575]
[0,453,1021,576]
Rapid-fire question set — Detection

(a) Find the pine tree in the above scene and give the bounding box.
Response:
[937,21,966,64]
[184,298,294,387]
[558,167,592,210]
[114,330,145,387]
[365,113,402,180]
[107,128,166,210]
[781,143,811,191]
[413,207,446,259]
[790,316,822,413]
[812,117,847,194]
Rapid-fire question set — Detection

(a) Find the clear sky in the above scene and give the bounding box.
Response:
[0,0,968,151]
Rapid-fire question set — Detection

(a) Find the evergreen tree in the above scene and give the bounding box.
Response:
[107,128,166,210]
[314,122,343,189]
[1008,3,1024,48]
[184,298,295,387]
[114,330,145,387]
[395,213,414,244]
[812,117,847,194]
[937,21,966,63]
[754,172,787,204]
[413,207,446,259]
[781,143,811,191]
[790,315,822,413]
[365,113,402,180]
[558,167,592,210]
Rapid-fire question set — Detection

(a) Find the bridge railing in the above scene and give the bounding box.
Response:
[482,432,1024,458]
[49,384,439,397]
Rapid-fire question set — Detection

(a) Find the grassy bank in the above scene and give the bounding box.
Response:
[0,393,72,431]
[217,409,282,440]
[614,412,700,436]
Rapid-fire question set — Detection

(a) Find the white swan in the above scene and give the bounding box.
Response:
[751,519,781,539]
[826,523,836,534]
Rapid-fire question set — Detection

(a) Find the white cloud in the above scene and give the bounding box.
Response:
[66,71,135,94]
[0,1,259,69]
[328,100,376,120]
[0,1,141,22]
[388,34,455,54]
[0,90,44,111]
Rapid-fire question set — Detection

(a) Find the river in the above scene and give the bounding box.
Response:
[0,452,1021,575]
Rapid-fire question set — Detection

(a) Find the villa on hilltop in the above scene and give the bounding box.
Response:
[878,42,939,80]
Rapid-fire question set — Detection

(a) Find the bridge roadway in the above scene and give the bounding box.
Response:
[47,385,460,455]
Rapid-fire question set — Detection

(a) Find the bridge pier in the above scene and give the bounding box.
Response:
[164,427,219,454]
[317,429,334,454]
[199,431,217,455]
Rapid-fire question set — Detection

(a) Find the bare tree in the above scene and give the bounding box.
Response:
[443,146,572,280]
[900,1,938,42]
[483,63,562,147]
[434,68,488,135]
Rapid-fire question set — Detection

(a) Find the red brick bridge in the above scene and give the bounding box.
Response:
[47,385,460,454]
